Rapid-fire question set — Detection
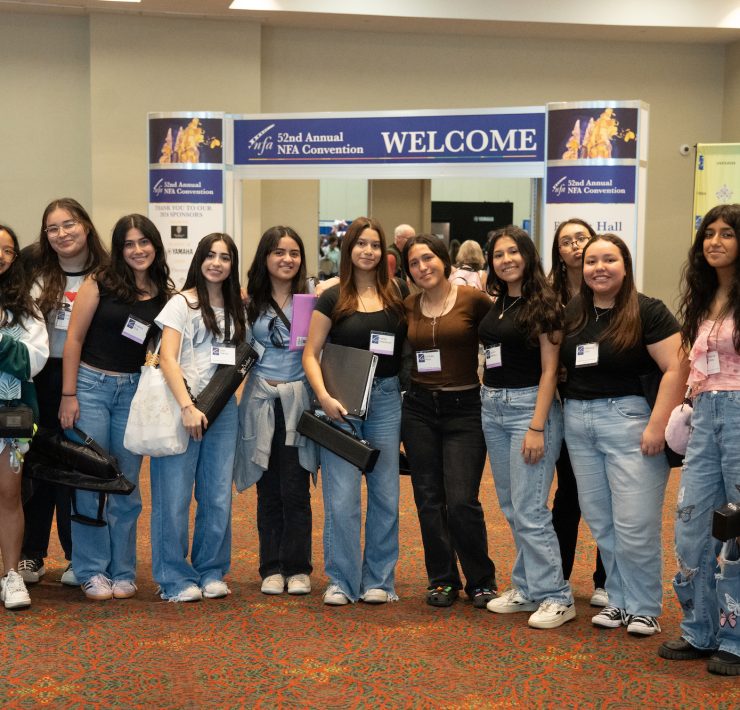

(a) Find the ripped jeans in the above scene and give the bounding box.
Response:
[672,390,740,655]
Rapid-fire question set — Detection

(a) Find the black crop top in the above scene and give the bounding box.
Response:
[315,284,408,378]
[81,282,165,374]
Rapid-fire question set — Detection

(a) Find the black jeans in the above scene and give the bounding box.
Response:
[256,400,313,579]
[552,440,606,589]
[402,384,495,595]
[22,358,73,561]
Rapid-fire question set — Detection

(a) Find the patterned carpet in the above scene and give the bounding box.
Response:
[1,462,738,709]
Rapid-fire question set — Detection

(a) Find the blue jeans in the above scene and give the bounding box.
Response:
[672,390,740,655]
[150,397,238,599]
[564,396,669,617]
[481,386,572,605]
[320,376,401,602]
[71,366,143,584]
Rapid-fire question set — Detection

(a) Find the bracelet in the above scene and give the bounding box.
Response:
[528,426,544,433]
[62,393,77,397]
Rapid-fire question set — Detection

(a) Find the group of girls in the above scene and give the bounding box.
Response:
[0,200,737,676]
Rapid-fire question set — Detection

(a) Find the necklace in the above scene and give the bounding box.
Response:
[499,295,521,319]
[421,285,452,347]
[593,303,614,322]
[357,285,377,313]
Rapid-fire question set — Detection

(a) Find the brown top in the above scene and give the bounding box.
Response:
[405,285,492,389]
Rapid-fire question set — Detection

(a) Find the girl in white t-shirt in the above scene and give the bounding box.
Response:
[149,233,246,602]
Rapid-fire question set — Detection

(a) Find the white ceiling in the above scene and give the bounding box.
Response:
[2,0,740,43]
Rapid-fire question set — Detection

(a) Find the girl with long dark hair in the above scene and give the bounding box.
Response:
[481,227,575,628]
[659,204,740,675]
[303,217,407,605]
[19,198,108,588]
[0,224,48,610]
[561,233,686,636]
[234,226,318,597]
[60,214,173,601]
[150,233,246,602]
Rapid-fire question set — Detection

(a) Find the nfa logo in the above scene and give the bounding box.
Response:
[248,123,275,156]
[551,176,567,197]
[153,178,165,197]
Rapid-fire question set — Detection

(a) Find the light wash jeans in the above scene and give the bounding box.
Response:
[672,390,740,655]
[564,396,669,617]
[320,376,401,602]
[71,365,143,584]
[149,397,238,599]
[481,385,572,605]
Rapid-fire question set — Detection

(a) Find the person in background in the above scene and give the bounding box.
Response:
[0,224,48,610]
[303,217,408,606]
[150,232,245,603]
[60,214,173,601]
[547,218,607,608]
[561,233,687,636]
[449,239,486,290]
[659,204,740,676]
[18,198,108,589]
[481,227,575,629]
[387,224,415,280]
[401,234,496,609]
[235,226,318,597]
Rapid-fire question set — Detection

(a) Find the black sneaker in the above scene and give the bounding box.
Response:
[426,585,458,607]
[591,605,626,628]
[18,558,45,585]
[627,615,661,637]
[471,587,496,609]
[707,650,740,676]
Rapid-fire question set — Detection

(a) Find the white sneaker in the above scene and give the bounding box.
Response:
[528,600,576,629]
[286,574,311,595]
[362,588,389,604]
[323,584,349,606]
[202,580,231,599]
[82,574,113,601]
[112,580,137,599]
[261,574,286,595]
[1,570,31,610]
[168,584,203,603]
[590,587,609,607]
[486,588,538,614]
[627,615,662,636]
[60,563,79,587]
[18,558,45,584]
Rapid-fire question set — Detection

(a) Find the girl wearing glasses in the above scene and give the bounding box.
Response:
[60,214,173,601]
[659,204,740,675]
[0,224,48,610]
[547,219,608,609]
[149,233,246,602]
[18,199,108,590]
[234,226,318,597]
[303,217,408,606]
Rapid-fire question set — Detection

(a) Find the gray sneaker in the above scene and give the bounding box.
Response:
[18,558,45,584]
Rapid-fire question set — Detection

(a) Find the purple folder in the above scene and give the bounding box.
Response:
[289,293,318,351]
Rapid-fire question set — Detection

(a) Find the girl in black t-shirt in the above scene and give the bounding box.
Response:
[561,233,687,637]
[480,226,575,628]
[303,217,407,606]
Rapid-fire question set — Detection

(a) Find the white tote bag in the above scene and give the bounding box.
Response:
[124,328,190,457]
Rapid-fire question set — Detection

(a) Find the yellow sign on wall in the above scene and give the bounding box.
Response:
[693,143,740,230]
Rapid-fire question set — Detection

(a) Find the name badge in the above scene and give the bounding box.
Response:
[707,351,721,375]
[55,307,71,331]
[485,344,503,369]
[250,337,265,361]
[211,343,236,365]
[369,331,395,356]
[575,342,599,368]
[122,315,150,344]
[416,349,442,373]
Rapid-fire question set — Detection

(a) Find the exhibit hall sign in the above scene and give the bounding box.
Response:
[147,112,227,287]
[543,101,649,286]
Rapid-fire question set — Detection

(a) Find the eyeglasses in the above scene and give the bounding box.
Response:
[268,315,287,349]
[0,247,17,261]
[559,234,590,250]
[44,219,80,238]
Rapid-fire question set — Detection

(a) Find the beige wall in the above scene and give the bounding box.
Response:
[723,41,740,142]
[368,180,430,240]
[0,14,91,242]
